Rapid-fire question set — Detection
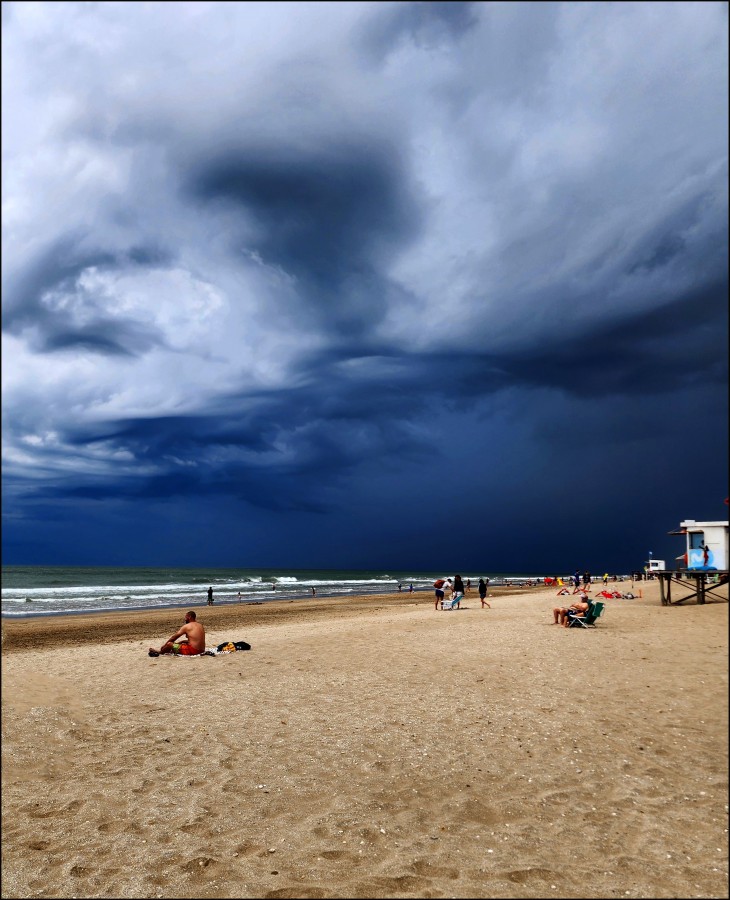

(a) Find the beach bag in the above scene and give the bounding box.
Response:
[433,579,445,589]
[217,640,252,653]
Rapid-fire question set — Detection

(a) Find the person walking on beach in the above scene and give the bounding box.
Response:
[311,586,316,597]
[478,578,491,608]
[433,578,447,609]
[149,610,205,656]
[207,586,214,605]
[451,575,465,609]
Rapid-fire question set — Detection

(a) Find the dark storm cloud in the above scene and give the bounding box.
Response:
[3,238,114,328]
[186,139,422,333]
[3,236,169,356]
[19,357,444,511]
[15,257,727,515]
[499,278,729,398]
[2,1,727,568]
[359,0,480,60]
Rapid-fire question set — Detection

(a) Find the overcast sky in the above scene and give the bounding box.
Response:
[2,1,728,572]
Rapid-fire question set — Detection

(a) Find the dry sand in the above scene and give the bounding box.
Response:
[2,580,728,899]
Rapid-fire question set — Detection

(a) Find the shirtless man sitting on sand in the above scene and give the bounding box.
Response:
[149,611,205,657]
[553,591,590,627]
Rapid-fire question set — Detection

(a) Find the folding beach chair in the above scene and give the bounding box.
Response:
[567,600,605,628]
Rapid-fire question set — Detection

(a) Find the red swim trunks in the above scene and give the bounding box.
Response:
[173,643,203,656]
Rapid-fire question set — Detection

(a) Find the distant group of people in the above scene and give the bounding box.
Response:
[203,572,629,612]
[148,567,627,660]
[433,576,492,610]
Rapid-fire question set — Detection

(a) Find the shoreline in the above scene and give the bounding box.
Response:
[1,576,585,622]
[1,589,394,623]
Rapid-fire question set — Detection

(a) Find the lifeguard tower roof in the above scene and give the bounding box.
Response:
[678,519,728,529]
[668,519,729,572]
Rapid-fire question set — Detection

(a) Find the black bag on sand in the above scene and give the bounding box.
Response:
[217,640,252,652]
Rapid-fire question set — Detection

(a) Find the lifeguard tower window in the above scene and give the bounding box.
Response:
[689,533,705,550]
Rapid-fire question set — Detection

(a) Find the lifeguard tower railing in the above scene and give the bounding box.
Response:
[655,569,729,606]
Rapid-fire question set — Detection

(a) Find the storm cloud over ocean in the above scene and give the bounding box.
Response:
[2,1,727,570]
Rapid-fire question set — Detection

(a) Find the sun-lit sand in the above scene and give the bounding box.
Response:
[2,579,728,899]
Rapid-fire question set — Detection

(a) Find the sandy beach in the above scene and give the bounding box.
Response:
[2,580,728,899]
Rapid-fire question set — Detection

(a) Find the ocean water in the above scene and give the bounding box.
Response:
[1,566,543,618]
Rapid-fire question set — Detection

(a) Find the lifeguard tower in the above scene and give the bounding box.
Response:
[671,519,729,571]
[656,518,729,605]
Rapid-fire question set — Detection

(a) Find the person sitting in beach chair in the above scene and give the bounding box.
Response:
[566,600,605,628]
[148,610,205,657]
[553,591,590,626]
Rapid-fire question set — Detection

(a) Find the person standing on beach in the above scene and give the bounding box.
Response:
[207,586,214,605]
[452,575,465,609]
[312,587,316,597]
[433,578,447,609]
[149,610,205,656]
[478,578,491,608]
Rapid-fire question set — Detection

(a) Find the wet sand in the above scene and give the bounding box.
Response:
[2,580,728,898]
